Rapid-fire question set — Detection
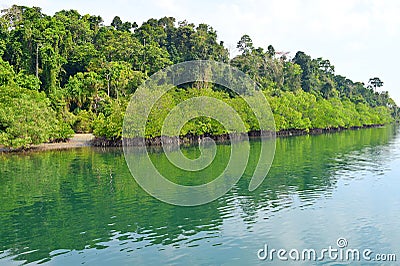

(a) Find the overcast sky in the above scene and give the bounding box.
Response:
[2,0,400,103]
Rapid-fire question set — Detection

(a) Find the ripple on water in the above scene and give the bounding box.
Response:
[1,126,400,265]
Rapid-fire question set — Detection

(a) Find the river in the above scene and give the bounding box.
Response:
[1,126,399,265]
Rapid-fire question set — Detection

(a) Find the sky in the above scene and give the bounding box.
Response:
[2,0,400,103]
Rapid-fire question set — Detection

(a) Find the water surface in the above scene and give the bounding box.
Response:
[0,126,399,265]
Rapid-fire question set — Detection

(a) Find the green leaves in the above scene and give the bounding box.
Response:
[368,77,384,92]
[0,56,73,149]
[93,100,125,140]
[0,6,397,145]
[237,35,254,55]
[267,90,392,131]
[0,85,55,148]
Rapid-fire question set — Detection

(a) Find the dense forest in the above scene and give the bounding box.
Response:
[0,5,397,148]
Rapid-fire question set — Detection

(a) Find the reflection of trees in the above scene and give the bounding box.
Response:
[0,125,395,264]
[229,126,395,223]
[0,148,224,263]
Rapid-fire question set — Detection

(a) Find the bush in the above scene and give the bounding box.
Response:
[93,100,125,139]
[73,110,95,133]
[0,85,67,148]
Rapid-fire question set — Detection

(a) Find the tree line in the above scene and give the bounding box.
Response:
[0,5,397,148]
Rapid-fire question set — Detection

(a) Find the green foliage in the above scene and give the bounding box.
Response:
[267,90,392,131]
[53,117,75,141]
[73,110,95,133]
[0,57,73,148]
[0,59,16,85]
[0,85,58,148]
[15,71,41,90]
[93,100,126,139]
[0,6,397,144]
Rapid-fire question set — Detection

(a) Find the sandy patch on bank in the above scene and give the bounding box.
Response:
[0,134,95,153]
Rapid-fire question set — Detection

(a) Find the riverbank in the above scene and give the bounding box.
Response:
[0,134,94,153]
[92,124,385,147]
[0,124,385,153]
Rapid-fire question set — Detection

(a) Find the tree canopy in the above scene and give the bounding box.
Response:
[0,5,397,148]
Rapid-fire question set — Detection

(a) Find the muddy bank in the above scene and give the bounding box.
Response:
[92,124,385,147]
[92,133,250,147]
[275,124,384,137]
[1,125,384,153]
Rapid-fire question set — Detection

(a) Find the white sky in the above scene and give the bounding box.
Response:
[2,0,400,104]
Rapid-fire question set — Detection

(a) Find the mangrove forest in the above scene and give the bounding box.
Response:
[0,5,397,149]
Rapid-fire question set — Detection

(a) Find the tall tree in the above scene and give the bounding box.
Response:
[368,77,383,92]
[237,34,253,55]
[292,51,317,92]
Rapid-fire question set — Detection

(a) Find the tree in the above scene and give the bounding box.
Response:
[292,51,317,92]
[111,16,122,30]
[0,57,72,148]
[111,16,133,32]
[237,34,254,55]
[87,15,103,31]
[318,58,334,74]
[0,16,8,57]
[283,62,302,91]
[65,71,103,110]
[368,77,383,92]
[94,27,141,63]
[0,6,397,144]
[189,23,228,61]
[267,45,275,57]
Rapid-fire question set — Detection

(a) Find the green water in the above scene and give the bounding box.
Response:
[1,126,399,265]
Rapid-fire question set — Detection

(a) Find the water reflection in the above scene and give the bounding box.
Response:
[0,125,398,265]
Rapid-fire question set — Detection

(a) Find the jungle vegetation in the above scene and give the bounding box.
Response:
[0,5,397,148]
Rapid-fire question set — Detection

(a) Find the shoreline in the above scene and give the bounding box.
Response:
[0,134,94,154]
[93,124,384,147]
[0,124,385,154]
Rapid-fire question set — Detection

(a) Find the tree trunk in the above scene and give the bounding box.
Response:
[36,43,39,79]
